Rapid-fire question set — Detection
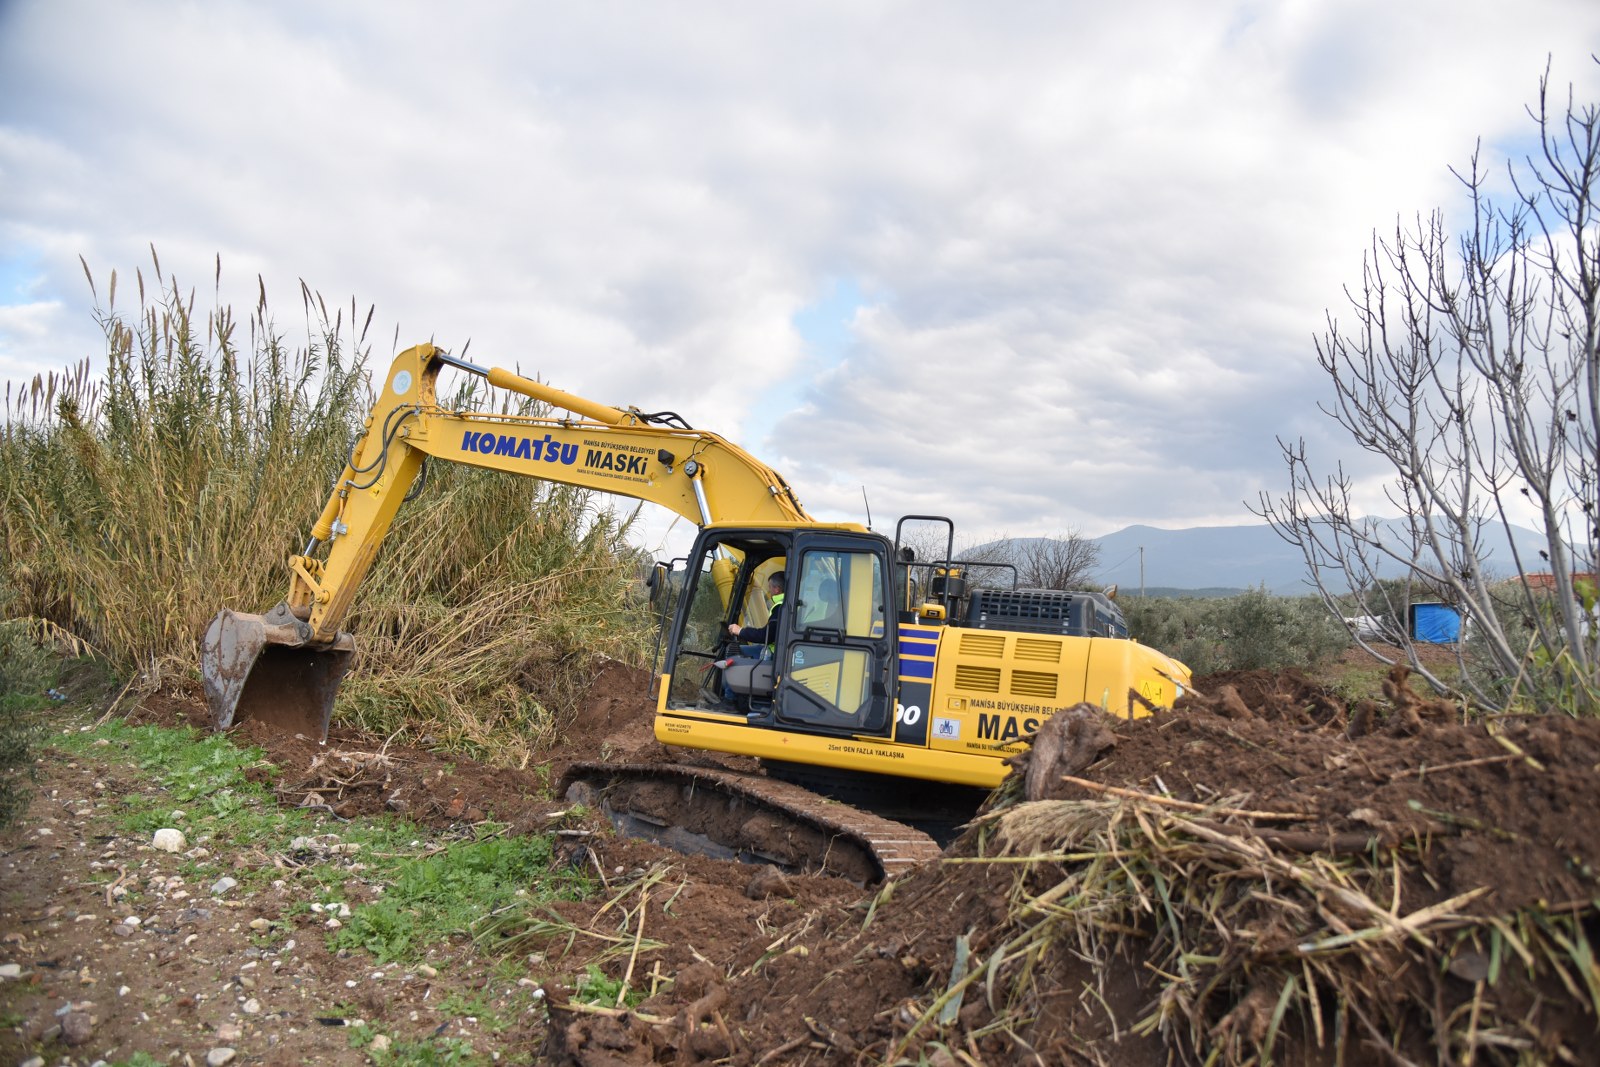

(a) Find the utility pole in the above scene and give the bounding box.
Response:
[1139,546,1145,599]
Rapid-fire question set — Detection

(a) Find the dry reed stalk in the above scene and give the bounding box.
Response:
[1058,775,1313,820]
[922,790,1600,1066]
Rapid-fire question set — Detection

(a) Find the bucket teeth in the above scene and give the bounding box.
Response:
[201,605,356,742]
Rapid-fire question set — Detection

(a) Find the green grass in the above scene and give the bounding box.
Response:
[53,719,595,962]
[351,1028,481,1067]
[575,962,645,1008]
[1312,643,1469,706]
[1322,660,1391,703]
[433,989,519,1033]
[55,719,409,892]
[62,718,267,800]
[332,832,591,963]
[106,1055,165,1067]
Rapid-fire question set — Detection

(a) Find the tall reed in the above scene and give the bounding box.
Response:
[0,251,651,760]
[343,375,653,761]
[1,253,365,667]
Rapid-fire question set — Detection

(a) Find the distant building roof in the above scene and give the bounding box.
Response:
[1521,572,1595,590]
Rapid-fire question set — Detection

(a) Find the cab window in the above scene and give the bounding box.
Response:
[793,550,884,639]
[780,549,888,727]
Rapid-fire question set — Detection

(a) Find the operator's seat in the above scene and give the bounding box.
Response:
[722,659,775,697]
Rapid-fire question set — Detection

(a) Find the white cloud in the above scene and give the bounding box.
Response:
[0,298,68,387]
[2,0,1598,546]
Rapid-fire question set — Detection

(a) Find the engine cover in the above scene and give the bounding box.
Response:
[964,588,1128,638]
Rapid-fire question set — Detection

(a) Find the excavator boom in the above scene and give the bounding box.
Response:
[202,343,847,738]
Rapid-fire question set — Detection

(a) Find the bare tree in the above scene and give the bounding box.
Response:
[892,520,1102,593]
[893,523,1017,594]
[1255,59,1600,712]
[1010,531,1102,590]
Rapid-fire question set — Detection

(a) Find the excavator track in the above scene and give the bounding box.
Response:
[557,762,943,886]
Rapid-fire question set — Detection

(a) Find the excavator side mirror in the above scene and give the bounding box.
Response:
[644,562,670,606]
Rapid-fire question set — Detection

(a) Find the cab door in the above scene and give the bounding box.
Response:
[773,535,895,735]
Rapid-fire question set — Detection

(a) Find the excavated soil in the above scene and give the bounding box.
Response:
[7,654,1600,1065]
[569,663,1600,1066]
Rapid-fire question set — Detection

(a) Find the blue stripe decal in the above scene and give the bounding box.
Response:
[899,659,935,679]
[899,639,938,657]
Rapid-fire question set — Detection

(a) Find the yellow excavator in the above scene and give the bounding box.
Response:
[203,344,1190,881]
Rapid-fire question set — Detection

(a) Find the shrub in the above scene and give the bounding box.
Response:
[0,621,54,827]
[1124,588,1348,676]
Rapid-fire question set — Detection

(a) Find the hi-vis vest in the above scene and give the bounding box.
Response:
[766,593,785,653]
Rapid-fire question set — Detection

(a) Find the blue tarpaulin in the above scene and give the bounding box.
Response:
[1410,603,1461,643]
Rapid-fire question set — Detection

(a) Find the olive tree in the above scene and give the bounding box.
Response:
[1256,61,1600,712]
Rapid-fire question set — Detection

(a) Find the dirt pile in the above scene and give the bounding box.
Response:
[1120,665,1600,914]
[543,664,1600,1066]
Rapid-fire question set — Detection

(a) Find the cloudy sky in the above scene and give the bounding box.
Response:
[3,2,1597,555]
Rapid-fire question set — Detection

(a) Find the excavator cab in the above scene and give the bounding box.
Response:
[659,536,783,710]
[662,527,897,735]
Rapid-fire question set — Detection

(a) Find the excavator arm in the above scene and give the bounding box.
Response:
[287,343,813,643]
[202,343,840,738]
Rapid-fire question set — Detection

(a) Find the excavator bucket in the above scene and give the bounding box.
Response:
[201,604,356,742]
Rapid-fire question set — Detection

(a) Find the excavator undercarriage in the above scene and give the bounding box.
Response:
[557,762,945,885]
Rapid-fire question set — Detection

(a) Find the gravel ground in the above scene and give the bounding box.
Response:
[0,744,553,1066]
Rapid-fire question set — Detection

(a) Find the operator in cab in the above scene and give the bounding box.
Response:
[727,570,785,655]
[720,570,785,707]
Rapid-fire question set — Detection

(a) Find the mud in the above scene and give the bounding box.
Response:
[68,657,1600,1063]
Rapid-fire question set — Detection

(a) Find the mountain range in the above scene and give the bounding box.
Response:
[1090,523,1317,595]
[1025,520,1550,596]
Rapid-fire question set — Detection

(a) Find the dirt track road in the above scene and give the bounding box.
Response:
[0,665,861,1066]
[1,749,560,1065]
